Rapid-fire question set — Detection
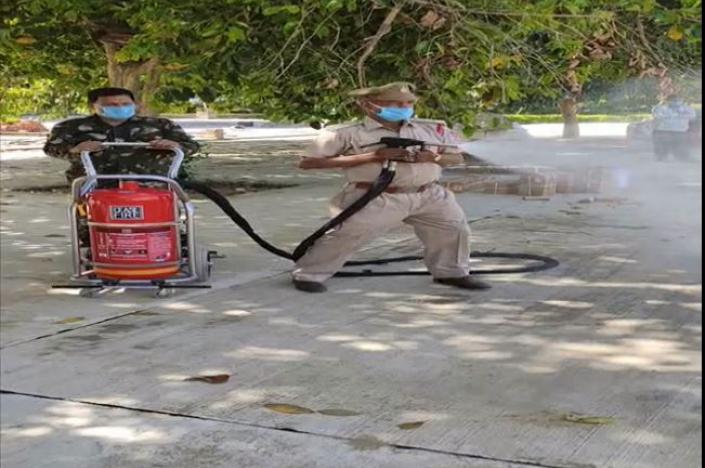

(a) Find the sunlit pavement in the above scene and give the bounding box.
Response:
[1,126,701,467]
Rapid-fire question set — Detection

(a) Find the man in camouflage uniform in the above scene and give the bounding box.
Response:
[44,87,200,182]
[293,82,491,293]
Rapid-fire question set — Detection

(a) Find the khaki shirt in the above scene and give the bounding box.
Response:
[305,117,460,187]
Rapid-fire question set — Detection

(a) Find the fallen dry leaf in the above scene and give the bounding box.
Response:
[263,403,315,415]
[184,374,230,384]
[55,316,84,324]
[317,408,361,417]
[561,413,614,425]
[397,421,426,430]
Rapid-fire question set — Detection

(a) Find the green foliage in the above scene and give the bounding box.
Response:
[0,80,87,118]
[1,0,701,129]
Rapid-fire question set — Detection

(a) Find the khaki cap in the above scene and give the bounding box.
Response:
[348,82,418,101]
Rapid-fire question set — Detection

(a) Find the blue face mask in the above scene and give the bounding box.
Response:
[376,106,414,122]
[99,104,136,120]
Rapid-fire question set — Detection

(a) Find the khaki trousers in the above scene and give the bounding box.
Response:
[293,184,470,282]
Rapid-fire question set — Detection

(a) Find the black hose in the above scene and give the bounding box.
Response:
[334,252,560,277]
[292,168,395,260]
[180,180,294,260]
[178,179,559,276]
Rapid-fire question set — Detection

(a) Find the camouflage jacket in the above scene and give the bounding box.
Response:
[43,114,201,182]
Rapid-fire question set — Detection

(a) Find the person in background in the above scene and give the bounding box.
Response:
[651,93,697,161]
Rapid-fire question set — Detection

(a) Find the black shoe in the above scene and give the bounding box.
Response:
[434,275,491,290]
[293,279,327,293]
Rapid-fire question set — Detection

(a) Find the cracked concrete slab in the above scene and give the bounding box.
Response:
[4,394,525,468]
[2,211,700,467]
[1,131,701,467]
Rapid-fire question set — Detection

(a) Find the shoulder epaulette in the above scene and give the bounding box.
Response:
[324,121,364,131]
[411,118,447,125]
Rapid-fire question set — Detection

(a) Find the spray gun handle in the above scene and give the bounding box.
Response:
[363,137,457,154]
[78,151,99,197]
[98,142,185,179]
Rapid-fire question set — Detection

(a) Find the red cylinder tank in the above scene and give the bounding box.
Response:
[87,181,180,280]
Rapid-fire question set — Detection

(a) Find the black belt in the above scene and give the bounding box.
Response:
[354,182,433,193]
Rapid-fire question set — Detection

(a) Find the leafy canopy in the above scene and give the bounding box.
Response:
[1,0,700,124]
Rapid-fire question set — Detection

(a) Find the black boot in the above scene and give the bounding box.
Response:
[293,279,328,293]
[434,275,491,290]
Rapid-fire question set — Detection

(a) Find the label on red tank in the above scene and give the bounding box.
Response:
[93,230,174,262]
[146,231,174,262]
[110,206,144,220]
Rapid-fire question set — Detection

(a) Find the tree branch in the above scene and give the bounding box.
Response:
[634,15,666,68]
[356,2,404,87]
[265,9,309,71]
[276,12,336,79]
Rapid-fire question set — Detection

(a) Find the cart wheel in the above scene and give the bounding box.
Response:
[195,246,212,282]
[154,288,175,298]
[79,288,101,298]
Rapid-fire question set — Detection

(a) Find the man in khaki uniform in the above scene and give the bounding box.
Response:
[293,82,491,293]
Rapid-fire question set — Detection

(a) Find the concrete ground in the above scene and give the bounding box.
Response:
[0,126,701,467]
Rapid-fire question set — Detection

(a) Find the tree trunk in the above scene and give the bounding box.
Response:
[103,42,161,116]
[560,96,580,138]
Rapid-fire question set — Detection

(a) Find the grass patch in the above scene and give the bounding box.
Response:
[505,113,651,124]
